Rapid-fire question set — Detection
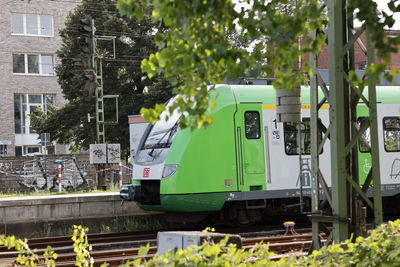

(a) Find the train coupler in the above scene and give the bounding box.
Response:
[120,184,141,201]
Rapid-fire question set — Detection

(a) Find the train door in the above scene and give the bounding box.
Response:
[234,104,266,192]
[356,106,372,184]
[376,104,400,194]
[262,105,331,194]
[357,104,400,195]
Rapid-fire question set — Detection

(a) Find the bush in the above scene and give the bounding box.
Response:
[302,219,400,266]
[125,220,400,266]
[1,220,400,266]
[123,239,278,267]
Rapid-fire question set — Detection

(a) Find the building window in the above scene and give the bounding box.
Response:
[11,13,53,36]
[383,117,400,152]
[0,145,7,156]
[283,118,323,155]
[15,146,23,156]
[244,111,261,139]
[47,145,55,155]
[26,146,40,154]
[14,94,55,134]
[13,54,54,75]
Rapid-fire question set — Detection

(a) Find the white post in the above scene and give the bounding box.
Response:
[119,162,123,187]
[58,164,62,192]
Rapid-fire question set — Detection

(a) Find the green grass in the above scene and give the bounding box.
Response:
[23,215,177,238]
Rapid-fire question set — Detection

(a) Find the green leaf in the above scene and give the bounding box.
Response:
[138,243,150,256]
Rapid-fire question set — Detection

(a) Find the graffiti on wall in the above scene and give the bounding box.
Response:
[0,155,96,192]
[0,162,13,172]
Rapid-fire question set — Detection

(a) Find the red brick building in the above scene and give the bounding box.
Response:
[314,29,400,70]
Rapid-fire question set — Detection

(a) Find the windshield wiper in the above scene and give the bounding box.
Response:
[166,122,179,145]
[147,120,180,158]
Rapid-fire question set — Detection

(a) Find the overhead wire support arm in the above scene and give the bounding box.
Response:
[96,35,117,60]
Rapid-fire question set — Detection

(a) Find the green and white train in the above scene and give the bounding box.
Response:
[121,84,400,223]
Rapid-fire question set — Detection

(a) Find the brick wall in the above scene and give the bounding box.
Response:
[306,30,400,70]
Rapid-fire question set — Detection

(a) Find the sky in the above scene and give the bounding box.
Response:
[234,0,400,29]
[375,0,400,29]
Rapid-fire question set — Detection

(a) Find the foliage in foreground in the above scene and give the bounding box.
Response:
[1,220,400,266]
[303,219,400,266]
[118,0,400,130]
[124,219,400,267]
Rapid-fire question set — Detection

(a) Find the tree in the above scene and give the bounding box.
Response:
[117,0,400,129]
[31,0,173,156]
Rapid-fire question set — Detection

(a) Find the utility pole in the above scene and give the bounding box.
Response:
[309,0,383,248]
[78,16,119,190]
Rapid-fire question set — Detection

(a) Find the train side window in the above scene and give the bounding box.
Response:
[383,117,400,152]
[283,118,322,155]
[244,111,261,139]
[358,117,371,153]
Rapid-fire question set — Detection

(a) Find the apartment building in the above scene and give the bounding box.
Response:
[0,0,79,156]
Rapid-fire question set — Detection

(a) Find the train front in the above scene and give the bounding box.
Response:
[120,98,182,209]
[121,85,237,216]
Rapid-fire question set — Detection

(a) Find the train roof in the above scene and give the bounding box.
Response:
[219,85,400,105]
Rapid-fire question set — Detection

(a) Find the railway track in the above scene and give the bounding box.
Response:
[0,231,152,251]
[0,228,320,266]
[53,233,320,266]
[0,230,158,258]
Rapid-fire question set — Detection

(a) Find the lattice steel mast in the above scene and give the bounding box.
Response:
[309,0,383,248]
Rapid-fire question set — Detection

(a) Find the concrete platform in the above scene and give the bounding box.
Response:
[0,192,160,236]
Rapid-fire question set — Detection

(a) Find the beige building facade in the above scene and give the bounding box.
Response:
[0,0,80,156]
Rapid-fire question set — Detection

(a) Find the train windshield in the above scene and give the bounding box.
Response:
[143,106,180,150]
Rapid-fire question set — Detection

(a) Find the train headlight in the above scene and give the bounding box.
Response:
[162,164,178,178]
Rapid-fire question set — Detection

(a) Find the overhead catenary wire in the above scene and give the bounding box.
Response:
[0,49,150,60]
[43,0,117,6]
[62,27,157,37]
[1,0,118,6]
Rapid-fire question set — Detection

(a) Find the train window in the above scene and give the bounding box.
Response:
[358,117,371,153]
[244,111,261,139]
[383,117,400,152]
[283,118,322,155]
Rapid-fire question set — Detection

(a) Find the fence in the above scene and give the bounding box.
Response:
[0,154,132,193]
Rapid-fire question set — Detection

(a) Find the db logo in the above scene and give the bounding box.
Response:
[143,168,150,178]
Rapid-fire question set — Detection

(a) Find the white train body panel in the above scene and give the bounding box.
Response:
[262,106,331,196]
[259,103,400,198]
[377,104,400,192]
